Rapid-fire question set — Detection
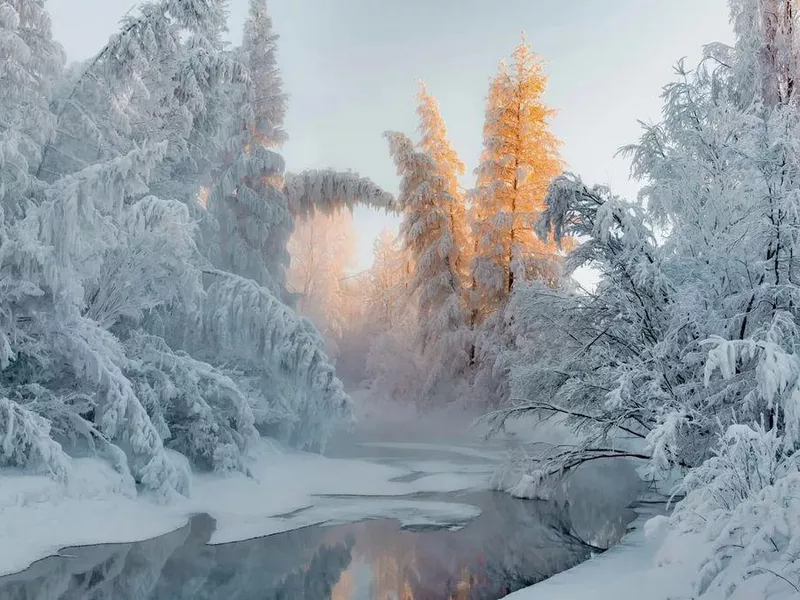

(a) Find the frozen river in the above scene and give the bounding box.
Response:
[0,420,636,599]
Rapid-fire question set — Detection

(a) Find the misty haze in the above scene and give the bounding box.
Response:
[1,1,799,599]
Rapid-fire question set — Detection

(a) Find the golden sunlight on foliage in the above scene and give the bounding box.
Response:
[197,186,210,208]
[470,37,564,321]
[416,82,470,283]
[286,209,359,357]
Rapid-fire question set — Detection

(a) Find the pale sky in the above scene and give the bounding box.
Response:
[48,0,734,270]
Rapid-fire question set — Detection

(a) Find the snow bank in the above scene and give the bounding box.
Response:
[0,439,489,577]
[506,508,700,600]
[509,505,800,600]
[0,459,188,578]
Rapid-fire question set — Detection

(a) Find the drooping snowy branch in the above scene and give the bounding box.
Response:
[199,273,353,450]
[0,396,70,480]
[0,0,363,498]
[284,170,395,219]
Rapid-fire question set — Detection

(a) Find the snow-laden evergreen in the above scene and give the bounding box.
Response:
[240,0,287,149]
[0,0,63,213]
[0,0,389,497]
[491,0,800,595]
[285,169,395,219]
[384,130,470,401]
[469,40,562,320]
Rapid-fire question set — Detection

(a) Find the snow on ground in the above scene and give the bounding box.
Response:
[0,459,189,578]
[509,502,800,600]
[0,437,492,577]
[506,506,699,600]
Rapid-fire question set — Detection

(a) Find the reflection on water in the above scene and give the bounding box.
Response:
[0,492,613,600]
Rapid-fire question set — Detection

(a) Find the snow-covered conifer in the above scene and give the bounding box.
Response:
[416,83,469,282]
[385,130,469,400]
[0,0,63,210]
[240,0,287,148]
[469,39,563,323]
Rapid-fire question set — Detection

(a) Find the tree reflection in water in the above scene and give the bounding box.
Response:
[0,492,626,599]
[329,492,599,599]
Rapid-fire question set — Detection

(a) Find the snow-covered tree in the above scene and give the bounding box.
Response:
[459,39,567,408]
[469,38,563,323]
[165,3,359,448]
[362,229,424,403]
[385,130,469,398]
[416,83,469,284]
[0,0,391,497]
[488,2,800,595]
[287,208,359,358]
[371,85,472,402]
[206,144,292,298]
[485,173,669,472]
[365,229,407,332]
[240,0,287,149]
[0,0,64,212]
[40,0,237,183]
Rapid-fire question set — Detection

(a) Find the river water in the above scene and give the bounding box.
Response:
[0,422,637,599]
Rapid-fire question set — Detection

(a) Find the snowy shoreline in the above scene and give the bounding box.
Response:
[508,504,690,600]
[2,442,705,599]
[0,440,488,578]
[511,500,800,600]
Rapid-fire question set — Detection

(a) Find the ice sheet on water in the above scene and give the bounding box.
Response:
[390,459,496,475]
[358,441,505,461]
[0,439,492,576]
[211,497,482,544]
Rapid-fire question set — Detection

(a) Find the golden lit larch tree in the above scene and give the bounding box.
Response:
[469,37,563,323]
[376,84,476,401]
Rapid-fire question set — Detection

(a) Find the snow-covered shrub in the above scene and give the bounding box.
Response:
[665,307,800,597]
[0,396,69,480]
[676,425,787,526]
[669,425,800,598]
[124,333,259,472]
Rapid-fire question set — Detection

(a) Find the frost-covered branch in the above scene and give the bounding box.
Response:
[199,273,353,449]
[0,0,361,498]
[285,169,396,219]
